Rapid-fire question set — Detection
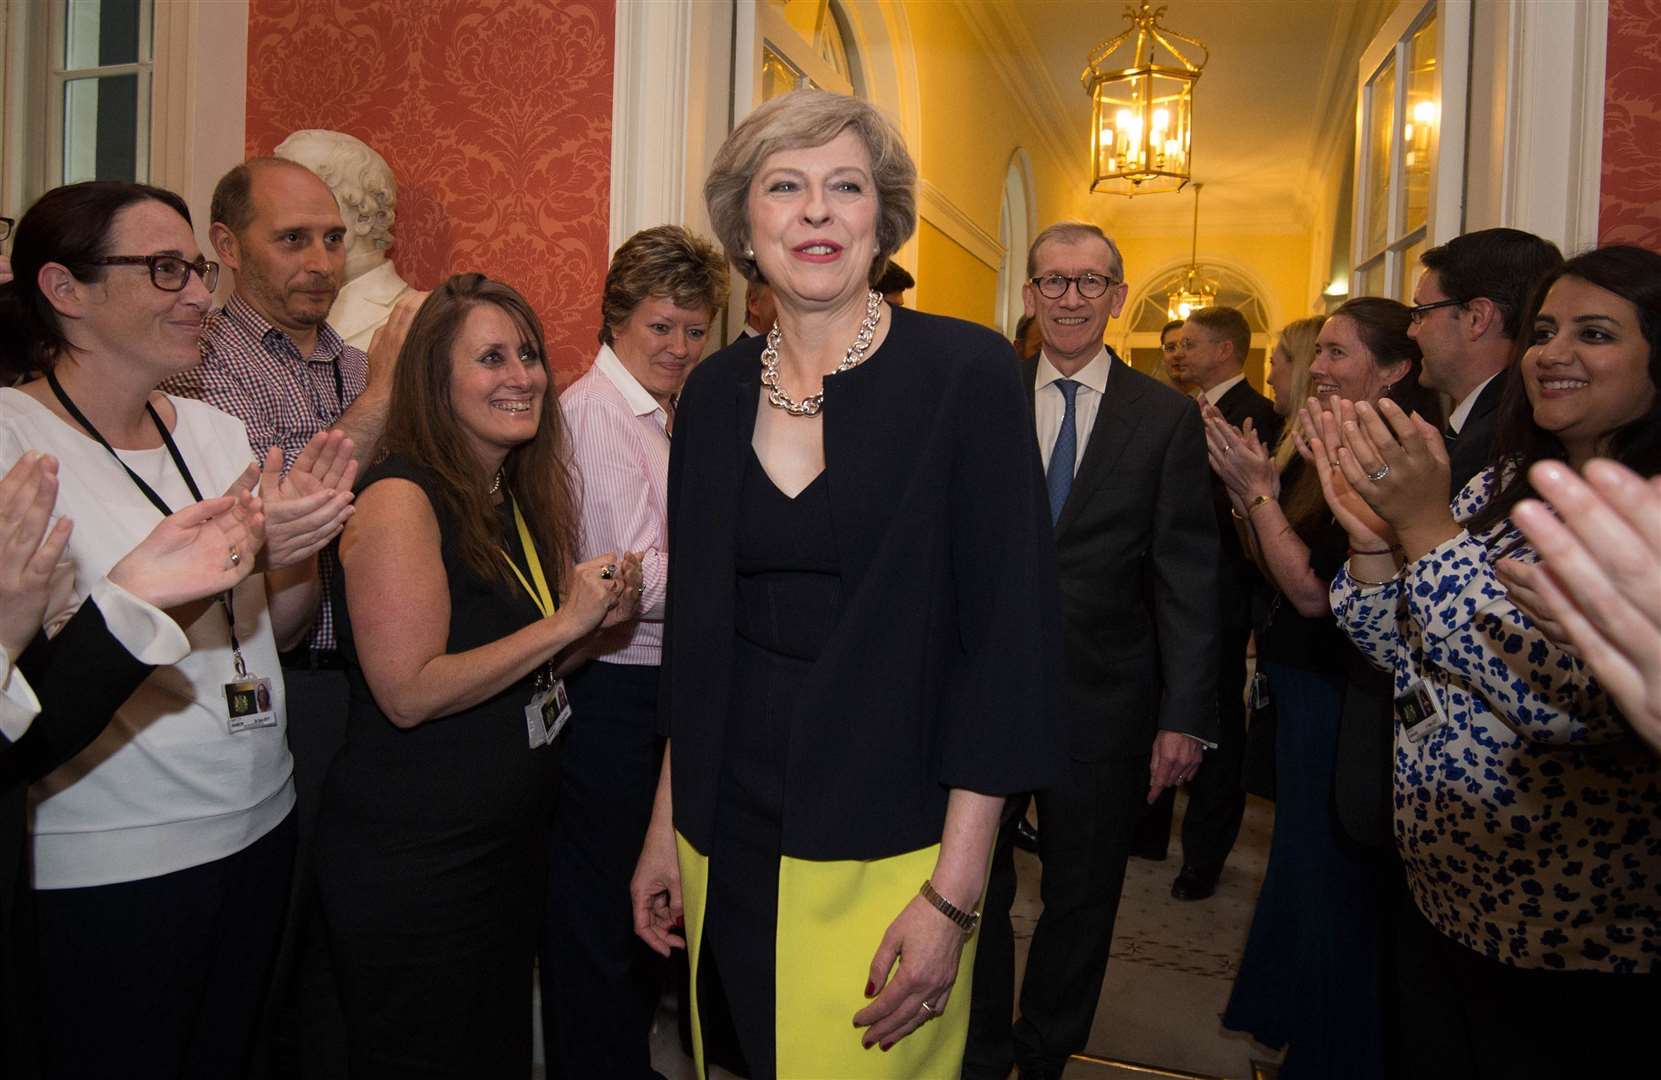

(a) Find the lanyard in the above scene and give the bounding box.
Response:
[45,371,249,674]
[499,491,556,618]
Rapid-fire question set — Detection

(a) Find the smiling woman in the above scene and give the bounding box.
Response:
[1321,247,1661,1074]
[541,225,728,1077]
[630,90,1061,1080]
[0,180,356,1077]
[317,273,639,1075]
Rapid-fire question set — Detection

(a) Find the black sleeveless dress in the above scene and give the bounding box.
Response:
[698,447,843,1077]
[315,455,559,1078]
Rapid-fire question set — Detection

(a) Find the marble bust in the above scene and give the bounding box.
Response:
[275,129,414,351]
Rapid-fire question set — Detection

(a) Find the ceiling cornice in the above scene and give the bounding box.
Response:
[956,1,1083,193]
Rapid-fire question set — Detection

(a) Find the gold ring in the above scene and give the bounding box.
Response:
[599,564,616,580]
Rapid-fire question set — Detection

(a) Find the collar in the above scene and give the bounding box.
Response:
[738,324,762,339]
[1448,372,1500,434]
[593,344,665,418]
[1036,346,1111,396]
[221,292,346,363]
[1201,372,1247,405]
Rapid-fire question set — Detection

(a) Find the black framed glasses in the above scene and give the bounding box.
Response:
[1407,296,1466,323]
[0,217,13,243]
[87,254,220,292]
[1029,272,1120,300]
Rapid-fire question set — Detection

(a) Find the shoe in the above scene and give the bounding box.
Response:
[1013,817,1040,854]
[1170,864,1219,900]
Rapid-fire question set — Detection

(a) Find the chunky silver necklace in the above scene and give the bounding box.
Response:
[760,289,883,417]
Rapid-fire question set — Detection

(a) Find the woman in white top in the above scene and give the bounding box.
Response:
[0,180,354,1080]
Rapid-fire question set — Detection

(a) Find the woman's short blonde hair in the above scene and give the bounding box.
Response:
[598,225,729,346]
[704,89,917,285]
[1272,314,1326,470]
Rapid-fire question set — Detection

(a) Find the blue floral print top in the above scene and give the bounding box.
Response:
[1331,467,1660,974]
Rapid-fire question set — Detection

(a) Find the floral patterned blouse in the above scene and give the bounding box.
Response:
[1331,467,1660,974]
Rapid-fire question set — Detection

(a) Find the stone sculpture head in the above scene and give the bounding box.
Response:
[275,129,398,283]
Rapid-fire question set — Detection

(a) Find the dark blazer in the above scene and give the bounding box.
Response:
[1026,351,1221,762]
[2,600,157,1079]
[1448,373,1507,498]
[662,306,1063,862]
[1209,379,1282,623]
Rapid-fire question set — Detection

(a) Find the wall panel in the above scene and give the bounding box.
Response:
[245,0,615,381]
[1599,0,1661,247]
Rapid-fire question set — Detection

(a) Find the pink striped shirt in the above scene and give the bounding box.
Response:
[563,345,670,666]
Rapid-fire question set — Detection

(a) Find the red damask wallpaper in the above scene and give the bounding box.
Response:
[1600,0,1661,248]
[245,0,615,381]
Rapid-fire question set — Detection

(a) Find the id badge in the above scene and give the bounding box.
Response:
[225,676,278,734]
[1395,677,1449,743]
[524,679,573,749]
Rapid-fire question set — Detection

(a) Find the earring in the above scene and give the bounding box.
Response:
[744,245,755,259]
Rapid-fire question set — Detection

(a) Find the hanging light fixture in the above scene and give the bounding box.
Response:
[1166,182,1217,320]
[1082,2,1209,197]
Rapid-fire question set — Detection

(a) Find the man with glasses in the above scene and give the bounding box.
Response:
[1408,228,1563,494]
[162,156,420,1080]
[966,222,1219,1080]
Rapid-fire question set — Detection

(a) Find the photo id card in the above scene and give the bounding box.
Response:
[225,676,277,734]
[525,678,572,749]
[1395,677,1449,743]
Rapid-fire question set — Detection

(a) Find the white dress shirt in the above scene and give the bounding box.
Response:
[1199,372,1247,406]
[562,345,671,666]
[1447,373,1500,435]
[1034,347,1113,475]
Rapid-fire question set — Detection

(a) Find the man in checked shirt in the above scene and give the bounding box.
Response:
[163,156,421,1079]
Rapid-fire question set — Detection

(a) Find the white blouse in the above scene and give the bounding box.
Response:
[0,388,294,889]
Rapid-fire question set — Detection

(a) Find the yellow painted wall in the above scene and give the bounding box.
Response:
[901,1,1096,327]
[916,219,998,326]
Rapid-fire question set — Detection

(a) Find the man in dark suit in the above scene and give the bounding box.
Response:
[965,222,1220,1080]
[1163,305,1282,900]
[1407,228,1563,495]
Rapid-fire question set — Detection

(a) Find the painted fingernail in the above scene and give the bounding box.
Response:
[880,1042,893,1052]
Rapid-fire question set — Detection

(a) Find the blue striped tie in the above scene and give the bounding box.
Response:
[1047,379,1079,525]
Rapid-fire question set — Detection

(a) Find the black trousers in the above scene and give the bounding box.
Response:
[1400,898,1660,1079]
[965,755,1147,1080]
[35,811,296,1080]
[259,663,351,1080]
[1132,614,1251,873]
[539,661,665,1080]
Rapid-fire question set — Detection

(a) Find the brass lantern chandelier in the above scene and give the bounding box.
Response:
[1166,183,1217,320]
[1082,2,1209,197]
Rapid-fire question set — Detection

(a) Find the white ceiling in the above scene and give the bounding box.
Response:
[995,0,1395,235]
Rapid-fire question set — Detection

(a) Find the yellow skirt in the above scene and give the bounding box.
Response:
[678,832,979,1079]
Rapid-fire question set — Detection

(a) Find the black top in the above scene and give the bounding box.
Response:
[662,306,1063,861]
[1255,459,1350,673]
[734,451,842,661]
[330,455,556,836]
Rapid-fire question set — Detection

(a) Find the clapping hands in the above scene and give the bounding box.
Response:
[227,430,358,569]
[1,453,75,657]
[107,492,265,610]
[1201,402,1277,506]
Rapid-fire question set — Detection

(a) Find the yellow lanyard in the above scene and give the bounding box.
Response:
[500,493,556,617]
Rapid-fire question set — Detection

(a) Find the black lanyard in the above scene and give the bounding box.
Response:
[45,370,247,670]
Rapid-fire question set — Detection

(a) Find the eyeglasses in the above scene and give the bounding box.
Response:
[87,254,220,292]
[1407,296,1466,323]
[0,217,14,243]
[1029,272,1120,300]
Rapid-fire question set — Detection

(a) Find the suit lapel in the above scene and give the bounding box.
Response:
[1056,351,1146,534]
[1215,380,1262,426]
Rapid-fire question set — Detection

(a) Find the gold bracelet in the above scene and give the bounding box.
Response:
[1245,494,1275,516]
[919,880,980,937]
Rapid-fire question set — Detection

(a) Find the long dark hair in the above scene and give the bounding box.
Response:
[0,181,193,381]
[382,273,579,593]
[1466,245,1661,534]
